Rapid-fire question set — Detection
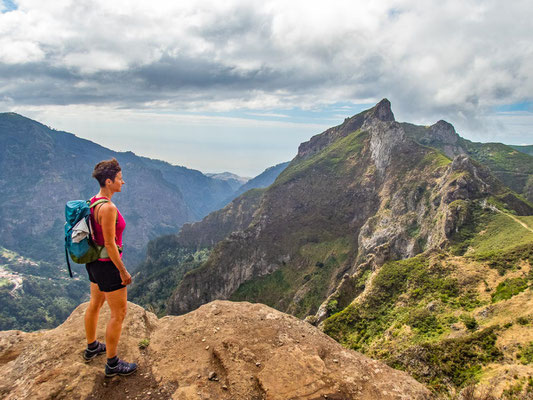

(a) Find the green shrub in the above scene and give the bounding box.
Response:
[475,244,533,276]
[388,327,502,392]
[519,342,533,364]
[457,291,483,310]
[324,255,461,348]
[461,314,479,331]
[326,299,338,314]
[492,278,529,303]
[408,309,443,335]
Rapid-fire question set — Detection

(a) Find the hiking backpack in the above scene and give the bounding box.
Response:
[64,198,109,277]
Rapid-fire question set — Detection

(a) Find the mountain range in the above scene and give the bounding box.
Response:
[0,112,288,267]
[129,99,533,396]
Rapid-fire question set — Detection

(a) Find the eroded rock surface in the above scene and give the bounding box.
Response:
[0,300,431,400]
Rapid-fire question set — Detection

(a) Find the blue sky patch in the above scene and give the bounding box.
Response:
[494,101,533,113]
[1,0,17,13]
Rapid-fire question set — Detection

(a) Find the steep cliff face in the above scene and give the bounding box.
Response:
[166,100,532,318]
[296,98,394,160]
[322,212,533,396]
[0,300,431,400]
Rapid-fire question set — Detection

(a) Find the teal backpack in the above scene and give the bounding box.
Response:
[64,198,109,277]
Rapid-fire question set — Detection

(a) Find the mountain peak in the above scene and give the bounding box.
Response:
[367,98,395,122]
[429,120,458,144]
[296,99,397,160]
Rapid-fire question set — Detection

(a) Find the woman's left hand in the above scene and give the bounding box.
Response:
[120,269,132,286]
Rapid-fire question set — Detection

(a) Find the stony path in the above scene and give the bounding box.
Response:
[491,206,533,234]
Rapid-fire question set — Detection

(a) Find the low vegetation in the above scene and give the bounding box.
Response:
[323,207,533,397]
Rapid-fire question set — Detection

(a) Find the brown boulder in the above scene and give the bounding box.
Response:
[0,300,431,399]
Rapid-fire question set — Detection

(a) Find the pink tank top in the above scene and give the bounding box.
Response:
[90,196,126,261]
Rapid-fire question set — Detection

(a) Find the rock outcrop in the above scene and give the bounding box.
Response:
[0,301,431,400]
[296,98,394,161]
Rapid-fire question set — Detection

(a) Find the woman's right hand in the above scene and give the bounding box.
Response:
[120,269,132,286]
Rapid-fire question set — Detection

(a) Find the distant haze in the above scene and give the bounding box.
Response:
[1,0,532,176]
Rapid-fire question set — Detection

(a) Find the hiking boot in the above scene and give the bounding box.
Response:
[83,341,106,362]
[105,359,138,377]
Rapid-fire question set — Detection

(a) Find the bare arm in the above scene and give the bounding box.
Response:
[99,203,131,285]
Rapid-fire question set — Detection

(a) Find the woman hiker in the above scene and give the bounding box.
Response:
[83,158,137,377]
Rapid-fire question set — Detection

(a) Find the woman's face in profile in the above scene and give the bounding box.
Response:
[109,171,125,192]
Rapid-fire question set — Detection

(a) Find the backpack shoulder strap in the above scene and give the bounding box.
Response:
[89,199,109,209]
[89,199,109,227]
[90,199,119,226]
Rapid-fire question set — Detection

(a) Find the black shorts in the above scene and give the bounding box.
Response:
[86,260,125,292]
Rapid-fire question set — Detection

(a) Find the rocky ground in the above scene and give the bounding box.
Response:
[0,300,431,399]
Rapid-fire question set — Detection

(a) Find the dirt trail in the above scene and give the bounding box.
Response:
[489,204,533,234]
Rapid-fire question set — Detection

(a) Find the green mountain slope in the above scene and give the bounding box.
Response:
[128,99,533,396]
[401,121,533,203]
[323,204,533,396]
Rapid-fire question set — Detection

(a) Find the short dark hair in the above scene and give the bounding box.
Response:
[92,158,121,187]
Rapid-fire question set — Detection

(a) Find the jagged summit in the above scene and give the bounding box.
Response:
[297,99,397,160]
[0,301,430,400]
[431,120,456,138]
[401,118,463,159]
[367,98,395,122]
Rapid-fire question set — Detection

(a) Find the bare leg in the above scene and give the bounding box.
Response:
[84,282,106,344]
[104,287,128,358]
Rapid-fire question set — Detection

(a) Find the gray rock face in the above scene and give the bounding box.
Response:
[440,154,492,204]
[430,120,459,145]
[368,121,407,174]
[297,98,395,160]
[424,120,464,159]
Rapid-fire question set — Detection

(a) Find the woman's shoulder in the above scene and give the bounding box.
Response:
[98,200,118,214]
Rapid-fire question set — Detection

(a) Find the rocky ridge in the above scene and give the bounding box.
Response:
[0,300,431,400]
[166,99,532,318]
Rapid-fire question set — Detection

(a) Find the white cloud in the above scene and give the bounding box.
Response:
[0,39,44,63]
[0,0,532,141]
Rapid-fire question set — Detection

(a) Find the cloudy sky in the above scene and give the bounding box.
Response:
[1,0,532,176]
